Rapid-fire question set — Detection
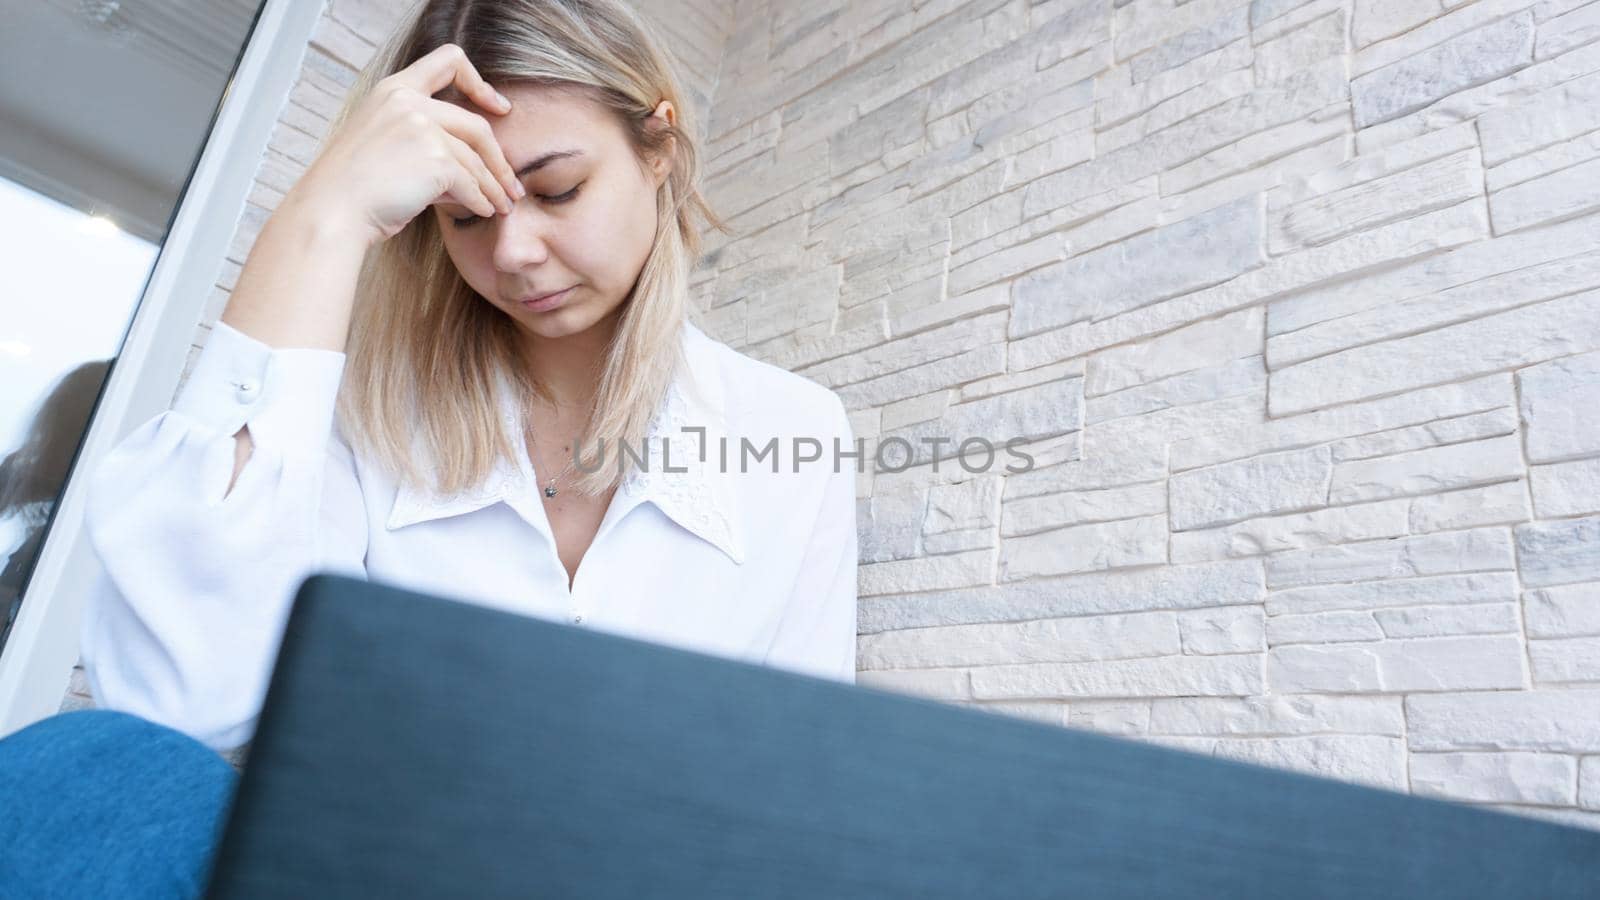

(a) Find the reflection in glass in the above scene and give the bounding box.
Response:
[0,0,265,660]
[1,360,112,652]
[0,182,154,658]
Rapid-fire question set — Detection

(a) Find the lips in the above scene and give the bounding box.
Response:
[516,285,576,310]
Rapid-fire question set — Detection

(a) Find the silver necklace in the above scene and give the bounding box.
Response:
[526,423,578,498]
[524,398,588,499]
[540,448,578,498]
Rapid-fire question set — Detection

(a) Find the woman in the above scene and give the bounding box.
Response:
[0,1,858,895]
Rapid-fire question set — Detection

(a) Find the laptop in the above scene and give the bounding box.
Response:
[204,573,1600,898]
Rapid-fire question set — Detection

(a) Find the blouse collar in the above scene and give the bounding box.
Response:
[384,320,745,565]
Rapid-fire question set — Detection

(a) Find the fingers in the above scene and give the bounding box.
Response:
[379,42,525,224]
[441,132,508,218]
[395,43,510,119]
[425,98,523,205]
[441,166,496,221]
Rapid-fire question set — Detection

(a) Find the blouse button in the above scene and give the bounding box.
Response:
[572,614,583,624]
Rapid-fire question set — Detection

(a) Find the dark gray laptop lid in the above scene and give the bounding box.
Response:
[205,573,1600,899]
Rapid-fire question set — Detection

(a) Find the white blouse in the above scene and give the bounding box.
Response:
[79,317,859,751]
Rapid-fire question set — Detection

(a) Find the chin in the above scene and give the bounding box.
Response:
[522,314,590,339]
[517,301,620,341]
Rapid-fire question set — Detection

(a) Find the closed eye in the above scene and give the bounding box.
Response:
[449,182,583,227]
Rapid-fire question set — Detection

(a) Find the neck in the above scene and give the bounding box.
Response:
[516,311,621,412]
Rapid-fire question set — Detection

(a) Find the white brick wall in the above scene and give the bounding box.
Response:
[691,0,1600,832]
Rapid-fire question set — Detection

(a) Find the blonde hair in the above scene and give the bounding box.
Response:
[326,0,728,498]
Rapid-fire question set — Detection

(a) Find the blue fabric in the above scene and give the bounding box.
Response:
[0,709,238,898]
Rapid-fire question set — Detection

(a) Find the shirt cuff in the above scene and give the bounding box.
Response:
[170,319,348,452]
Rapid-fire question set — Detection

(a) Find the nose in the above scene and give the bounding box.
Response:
[489,198,552,274]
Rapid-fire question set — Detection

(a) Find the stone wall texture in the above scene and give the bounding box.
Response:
[67,0,1600,830]
[692,0,1600,833]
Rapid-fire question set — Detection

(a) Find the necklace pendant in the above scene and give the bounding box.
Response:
[544,484,558,498]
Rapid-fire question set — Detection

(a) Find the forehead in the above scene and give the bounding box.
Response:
[453,84,620,170]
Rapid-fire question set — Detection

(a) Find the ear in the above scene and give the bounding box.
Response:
[652,98,677,128]
[648,99,677,186]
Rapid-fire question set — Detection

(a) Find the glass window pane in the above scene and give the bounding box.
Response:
[0,0,267,657]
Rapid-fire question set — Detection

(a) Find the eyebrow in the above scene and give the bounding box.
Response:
[515,149,585,178]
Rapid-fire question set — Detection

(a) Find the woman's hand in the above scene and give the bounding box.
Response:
[289,42,525,249]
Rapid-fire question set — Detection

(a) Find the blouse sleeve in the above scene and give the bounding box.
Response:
[761,394,859,685]
[79,320,368,751]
